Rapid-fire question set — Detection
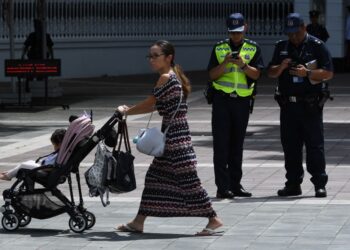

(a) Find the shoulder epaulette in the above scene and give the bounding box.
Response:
[216,39,229,46]
[309,36,323,45]
[275,40,284,45]
[244,39,258,46]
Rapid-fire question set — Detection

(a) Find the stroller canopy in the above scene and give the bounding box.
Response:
[56,115,95,166]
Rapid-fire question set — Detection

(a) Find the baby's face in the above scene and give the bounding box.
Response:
[53,143,60,151]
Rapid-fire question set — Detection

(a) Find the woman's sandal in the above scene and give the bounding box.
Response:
[114,224,143,233]
[195,227,224,236]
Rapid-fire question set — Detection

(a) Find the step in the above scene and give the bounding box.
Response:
[0,92,32,104]
[28,80,63,98]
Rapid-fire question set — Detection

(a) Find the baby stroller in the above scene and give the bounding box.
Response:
[0,112,122,233]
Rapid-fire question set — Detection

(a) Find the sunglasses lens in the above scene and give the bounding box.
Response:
[146,54,164,59]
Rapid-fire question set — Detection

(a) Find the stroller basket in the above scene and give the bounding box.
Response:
[15,191,65,219]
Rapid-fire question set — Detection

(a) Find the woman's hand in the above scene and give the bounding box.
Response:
[117,105,129,115]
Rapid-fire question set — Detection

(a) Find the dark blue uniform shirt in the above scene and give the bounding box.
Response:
[269,34,333,96]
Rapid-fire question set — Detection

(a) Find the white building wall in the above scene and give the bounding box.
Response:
[294,0,311,20]
[0,37,282,81]
[0,39,218,80]
[55,39,219,78]
[326,0,344,57]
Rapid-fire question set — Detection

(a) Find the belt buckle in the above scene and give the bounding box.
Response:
[289,96,297,102]
[229,92,237,98]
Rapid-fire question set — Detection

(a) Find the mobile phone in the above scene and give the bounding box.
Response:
[231,51,239,59]
[288,61,298,68]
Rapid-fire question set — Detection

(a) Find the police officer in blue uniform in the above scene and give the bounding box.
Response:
[207,13,264,199]
[268,13,333,198]
[306,10,329,42]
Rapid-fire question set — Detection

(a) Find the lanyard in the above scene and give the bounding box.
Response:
[286,34,308,61]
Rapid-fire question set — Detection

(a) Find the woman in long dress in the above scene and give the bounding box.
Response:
[116,40,223,236]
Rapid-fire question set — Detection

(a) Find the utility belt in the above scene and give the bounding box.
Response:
[214,89,251,99]
[274,88,332,112]
[275,95,314,103]
[215,89,255,114]
[204,83,251,104]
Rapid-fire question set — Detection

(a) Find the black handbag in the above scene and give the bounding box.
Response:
[107,120,136,193]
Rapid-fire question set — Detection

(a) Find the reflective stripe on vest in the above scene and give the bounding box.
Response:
[213,42,257,97]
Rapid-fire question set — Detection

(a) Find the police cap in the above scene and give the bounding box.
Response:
[284,13,304,33]
[226,13,245,33]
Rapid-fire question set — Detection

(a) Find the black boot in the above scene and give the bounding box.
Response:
[216,190,234,199]
[315,187,327,198]
[277,185,302,196]
[232,185,252,197]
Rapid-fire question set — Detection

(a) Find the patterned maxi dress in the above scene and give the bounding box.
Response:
[138,74,217,218]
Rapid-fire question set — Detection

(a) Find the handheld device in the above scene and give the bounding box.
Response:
[231,51,239,59]
[288,61,298,68]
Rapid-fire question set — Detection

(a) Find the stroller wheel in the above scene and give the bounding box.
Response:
[84,211,96,229]
[69,215,87,233]
[2,213,19,231]
[18,214,31,227]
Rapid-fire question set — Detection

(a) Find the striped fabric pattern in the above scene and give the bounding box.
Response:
[138,74,216,218]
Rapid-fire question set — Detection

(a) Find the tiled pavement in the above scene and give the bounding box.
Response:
[0,72,350,249]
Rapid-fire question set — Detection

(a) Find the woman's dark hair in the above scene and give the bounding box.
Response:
[50,128,66,145]
[153,40,191,98]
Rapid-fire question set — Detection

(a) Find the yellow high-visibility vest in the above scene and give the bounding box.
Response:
[213,41,257,97]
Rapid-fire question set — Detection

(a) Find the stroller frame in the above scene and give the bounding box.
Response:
[1,112,121,233]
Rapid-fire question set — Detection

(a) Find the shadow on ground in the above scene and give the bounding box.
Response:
[210,195,316,203]
[0,228,194,241]
[192,123,350,165]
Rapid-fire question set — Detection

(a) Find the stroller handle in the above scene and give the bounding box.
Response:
[96,111,122,140]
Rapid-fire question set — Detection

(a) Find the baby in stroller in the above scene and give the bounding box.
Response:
[1,112,122,233]
[0,128,66,181]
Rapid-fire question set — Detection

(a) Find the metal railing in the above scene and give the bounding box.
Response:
[0,0,294,41]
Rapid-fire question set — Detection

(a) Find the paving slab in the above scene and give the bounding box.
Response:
[0,72,350,249]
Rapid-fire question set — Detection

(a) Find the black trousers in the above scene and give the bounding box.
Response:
[280,102,328,188]
[212,92,250,192]
[346,40,350,70]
